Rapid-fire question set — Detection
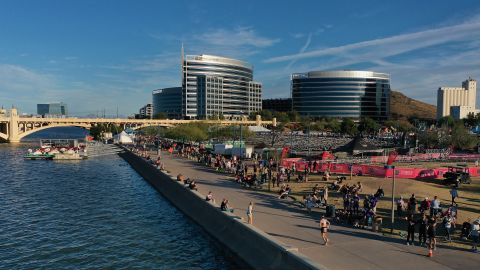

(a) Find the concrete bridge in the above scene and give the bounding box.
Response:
[0,108,275,143]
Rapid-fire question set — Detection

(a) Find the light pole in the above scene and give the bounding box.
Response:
[387,165,396,234]
[239,111,243,158]
[307,115,311,158]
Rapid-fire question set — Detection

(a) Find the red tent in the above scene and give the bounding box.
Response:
[321,151,335,160]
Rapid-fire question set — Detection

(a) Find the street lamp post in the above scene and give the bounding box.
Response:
[239,111,243,158]
[307,116,311,158]
[388,165,396,234]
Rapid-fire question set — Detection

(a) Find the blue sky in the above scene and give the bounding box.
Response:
[1,0,480,116]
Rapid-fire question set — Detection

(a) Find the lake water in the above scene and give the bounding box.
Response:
[0,128,236,269]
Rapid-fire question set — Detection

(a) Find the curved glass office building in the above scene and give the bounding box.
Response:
[152,87,182,119]
[291,71,390,120]
[182,54,262,119]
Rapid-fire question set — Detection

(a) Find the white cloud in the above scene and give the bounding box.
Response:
[194,27,280,48]
[148,27,279,60]
[257,17,480,105]
[286,33,312,70]
[0,64,59,106]
[291,33,305,39]
[264,18,480,63]
[0,63,173,116]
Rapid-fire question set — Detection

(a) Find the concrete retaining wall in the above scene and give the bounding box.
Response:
[118,150,325,270]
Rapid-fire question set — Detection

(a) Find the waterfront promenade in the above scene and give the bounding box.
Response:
[157,152,480,270]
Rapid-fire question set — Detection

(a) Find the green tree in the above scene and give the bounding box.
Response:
[384,120,396,129]
[464,112,477,127]
[259,110,273,121]
[143,126,165,136]
[450,123,478,150]
[358,117,380,134]
[310,120,326,131]
[287,111,301,122]
[165,123,208,142]
[341,118,358,136]
[89,123,122,140]
[418,131,440,148]
[438,115,455,128]
[397,119,415,132]
[326,118,341,133]
[273,111,290,123]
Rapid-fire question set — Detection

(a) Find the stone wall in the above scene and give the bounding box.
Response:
[118,150,325,270]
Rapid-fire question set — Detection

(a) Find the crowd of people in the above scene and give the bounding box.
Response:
[128,136,479,253]
[249,132,399,154]
[130,141,258,226]
[396,189,479,252]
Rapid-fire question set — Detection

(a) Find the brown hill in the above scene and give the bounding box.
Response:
[390,90,436,120]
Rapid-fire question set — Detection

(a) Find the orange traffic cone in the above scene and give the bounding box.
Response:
[427,249,433,257]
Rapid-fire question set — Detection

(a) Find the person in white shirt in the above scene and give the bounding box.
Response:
[470,219,479,252]
[430,196,441,217]
[444,215,455,242]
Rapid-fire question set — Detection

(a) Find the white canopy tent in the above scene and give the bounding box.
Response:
[114,131,133,144]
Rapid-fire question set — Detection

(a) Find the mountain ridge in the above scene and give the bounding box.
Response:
[390,90,436,120]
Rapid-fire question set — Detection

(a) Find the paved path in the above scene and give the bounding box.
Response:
[157,153,479,270]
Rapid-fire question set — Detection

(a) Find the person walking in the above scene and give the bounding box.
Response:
[323,186,329,206]
[443,215,455,242]
[247,202,254,225]
[450,187,459,205]
[430,196,441,217]
[408,194,417,214]
[419,214,428,246]
[406,214,416,245]
[428,216,437,251]
[319,215,331,245]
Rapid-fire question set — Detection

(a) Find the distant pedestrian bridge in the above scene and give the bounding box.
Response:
[0,108,274,143]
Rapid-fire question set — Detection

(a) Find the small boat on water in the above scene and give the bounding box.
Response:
[24,153,55,160]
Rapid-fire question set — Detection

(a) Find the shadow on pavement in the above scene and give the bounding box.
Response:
[267,232,325,245]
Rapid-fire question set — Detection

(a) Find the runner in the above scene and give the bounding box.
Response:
[428,216,437,251]
[247,202,254,225]
[319,215,331,245]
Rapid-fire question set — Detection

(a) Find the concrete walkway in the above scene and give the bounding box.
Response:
[157,153,479,270]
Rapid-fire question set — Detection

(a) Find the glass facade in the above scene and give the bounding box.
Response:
[182,54,262,119]
[37,103,68,117]
[197,76,224,119]
[152,87,182,119]
[291,71,390,120]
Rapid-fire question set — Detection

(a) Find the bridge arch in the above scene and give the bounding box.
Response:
[18,124,92,140]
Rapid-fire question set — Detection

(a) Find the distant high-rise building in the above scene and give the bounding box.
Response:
[182,52,262,119]
[437,77,477,119]
[138,104,153,119]
[152,87,182,119]
[262,98,292,112]
[291,71,390,120]
[37,102,68,117]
